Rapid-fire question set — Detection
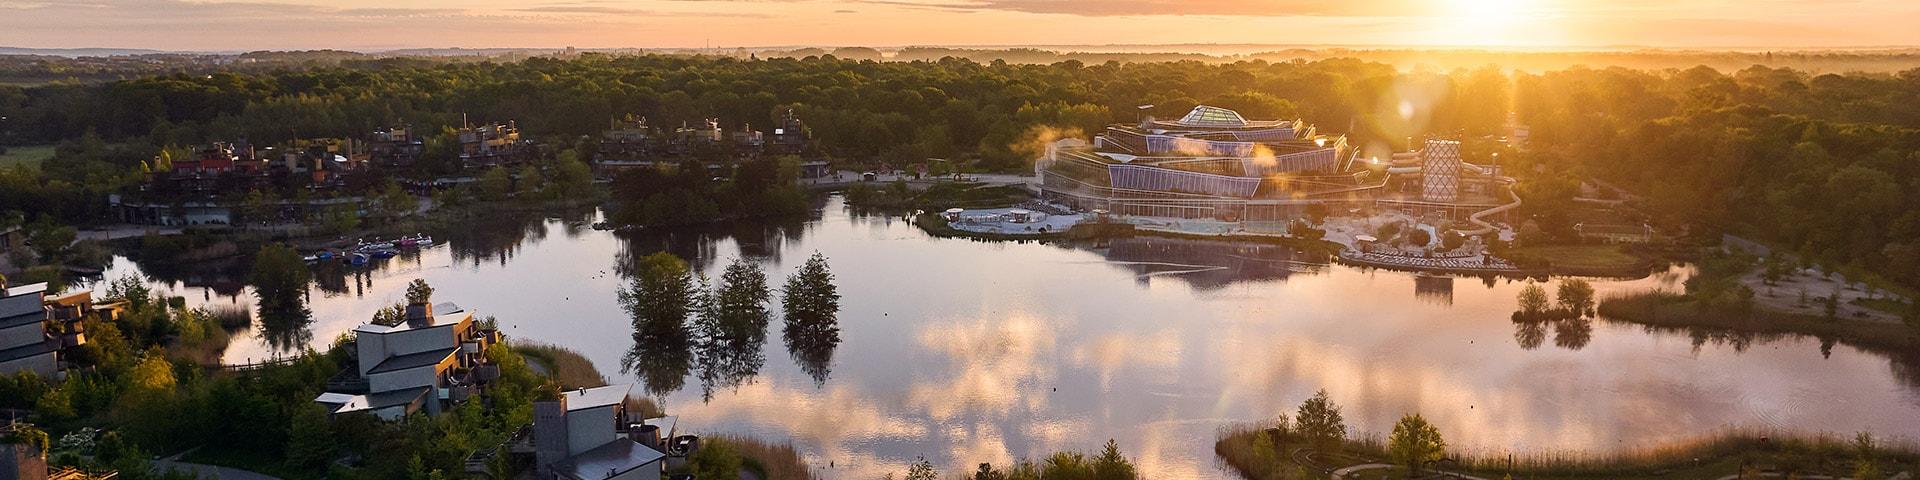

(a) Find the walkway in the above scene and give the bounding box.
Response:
[154,450,282,480]
[1330,463,1491,480]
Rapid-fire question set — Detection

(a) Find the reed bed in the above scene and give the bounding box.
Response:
[708,434,820,480]
[515,342,608,390]
[1218,422,1919,479]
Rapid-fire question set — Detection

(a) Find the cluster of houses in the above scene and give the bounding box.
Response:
[113,119,537,226]
[595,110,831,179]
[114,110,830,226]
[311,296,694,479]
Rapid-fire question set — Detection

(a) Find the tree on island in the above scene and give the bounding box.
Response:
[1555,278,1596,317]
[1388,413,1447,475]
[782,251,842,386]
[619,252,698,396]
[1294,389,1347,451]
[714,257,772,343]
[1516,282,1550,316]
[249,243,311,317]
[691,257,774,400]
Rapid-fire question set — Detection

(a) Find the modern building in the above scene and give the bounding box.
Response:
[0,282,86,379]
[315,301,501,420]
[369,126,427,168]
[1039,104,1515,225]
[532,384,672,480]
[458,121,535,169]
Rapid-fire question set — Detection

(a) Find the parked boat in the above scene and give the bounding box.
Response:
[370,249,398,259]
[349,253,369,266]
[397,233,434,248]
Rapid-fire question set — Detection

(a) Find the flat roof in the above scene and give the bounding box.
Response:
[365,347,457,374]
[563,384,633,411]
[555,438,665,480]
[354,302,470,334]
[0,282,49,299]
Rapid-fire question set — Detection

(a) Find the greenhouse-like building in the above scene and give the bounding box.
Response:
[1037,104,1512,224]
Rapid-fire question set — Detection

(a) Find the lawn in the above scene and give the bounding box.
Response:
[1505,243,1643,270]
[0,144,55,168]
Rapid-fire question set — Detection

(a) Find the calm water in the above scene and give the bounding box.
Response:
[97,196,1920,479]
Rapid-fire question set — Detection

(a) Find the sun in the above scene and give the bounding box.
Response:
[1430,0,1538,46]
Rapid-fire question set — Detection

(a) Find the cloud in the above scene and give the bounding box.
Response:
[850,0,1431,17]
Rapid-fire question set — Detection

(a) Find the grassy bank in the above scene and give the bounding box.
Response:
[844,181,1030,210]
[1217,423,1919,480]
[704,435,819,480]
[1502,243,1658,277]
[1598,290,1920,355]
[516,342,607,390]
[0,144,55,167]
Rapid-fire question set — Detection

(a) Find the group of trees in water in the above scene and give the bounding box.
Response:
[1512,279,1597,351]
[618,250,841,399]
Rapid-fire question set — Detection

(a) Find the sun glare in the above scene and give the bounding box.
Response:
[1429,0,1539,46]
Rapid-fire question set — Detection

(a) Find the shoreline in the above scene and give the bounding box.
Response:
[1217,424,1920,480]
[1597,290,1920,358]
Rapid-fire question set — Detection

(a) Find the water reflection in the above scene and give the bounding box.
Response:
[785,319,840,387]
[88,197,1920,479]
[1089,237,1327,289]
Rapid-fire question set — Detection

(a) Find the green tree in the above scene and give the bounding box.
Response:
[1294,389,1347,450]
[782,252,840,332]
[285,403,336,469]
[713,257,772,343]
[1517,283,1550,315]
[550,150,595,199]
[1388,413,1447,474]
[406,278,434,305]
[619,252,696,371]
[906,457,938,480]
[476,166,511,201]
[1091,439,1137,480]
[376,180,415,222]
[1555,279,1596,316]
[249,243,311,316]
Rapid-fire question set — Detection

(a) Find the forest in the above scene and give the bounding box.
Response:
[2,53,1919,287]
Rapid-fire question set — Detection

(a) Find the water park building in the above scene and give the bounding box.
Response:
[1037,105,1515,227]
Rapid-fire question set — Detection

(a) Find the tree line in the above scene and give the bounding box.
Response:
[6,54,1920,286]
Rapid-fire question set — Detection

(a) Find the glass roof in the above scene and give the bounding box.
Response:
[1175,105,1247,127]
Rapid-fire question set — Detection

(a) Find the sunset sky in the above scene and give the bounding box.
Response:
[2,0,1917,51]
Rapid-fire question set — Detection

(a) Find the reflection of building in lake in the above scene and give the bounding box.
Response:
[1096,237,1326,290]
[1412,273,1455,306]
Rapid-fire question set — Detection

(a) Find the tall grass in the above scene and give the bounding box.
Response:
[1218,422,1919,479]
[204,304,253,330]
[1452,428,1920,477]
[1598,289,1919,355]
[708,434,819,480]
[515,342,607,389]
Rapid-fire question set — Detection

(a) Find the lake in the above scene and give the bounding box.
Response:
[96,196,1920,479]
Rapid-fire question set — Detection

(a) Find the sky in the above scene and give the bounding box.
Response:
[1,0,1917,51]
